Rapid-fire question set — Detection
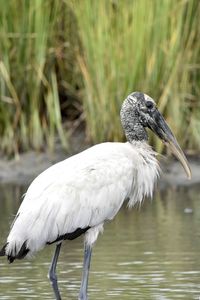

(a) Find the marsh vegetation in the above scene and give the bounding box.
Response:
[0,0,199,155]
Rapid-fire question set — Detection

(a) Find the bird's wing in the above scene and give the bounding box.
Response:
[7,143,137,253]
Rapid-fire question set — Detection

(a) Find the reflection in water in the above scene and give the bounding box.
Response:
[0,184,200,299]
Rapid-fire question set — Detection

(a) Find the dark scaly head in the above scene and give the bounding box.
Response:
[120,92,191,179]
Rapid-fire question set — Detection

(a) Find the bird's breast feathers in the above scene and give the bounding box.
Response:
[22,141,159,215]
[9,142,160,252]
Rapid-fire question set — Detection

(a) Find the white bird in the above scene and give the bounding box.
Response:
[0,92,191,300]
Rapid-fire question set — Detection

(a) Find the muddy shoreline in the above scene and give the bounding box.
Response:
[0,131,199,188]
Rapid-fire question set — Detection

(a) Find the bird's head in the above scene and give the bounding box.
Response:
[120,92,191,179]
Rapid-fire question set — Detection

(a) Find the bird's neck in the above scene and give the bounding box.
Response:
[124,119,148,142]
[120,104,148,142]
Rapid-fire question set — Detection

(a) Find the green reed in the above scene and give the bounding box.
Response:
[0,0,199,156]
[72,0,200,152]
[0,0,68,155]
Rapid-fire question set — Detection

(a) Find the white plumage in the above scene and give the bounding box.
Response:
[6,141,159,257]
[0,92,190,300]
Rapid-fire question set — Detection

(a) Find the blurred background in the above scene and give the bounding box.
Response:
[0,0,199,156]
[0,1,200,299]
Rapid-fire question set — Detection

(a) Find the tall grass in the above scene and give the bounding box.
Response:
[72,0,200,152]
[0,0,70,156]
[0,0,199,156]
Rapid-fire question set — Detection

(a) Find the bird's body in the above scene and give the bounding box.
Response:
[6,141,159,259]
[0,92,191,300]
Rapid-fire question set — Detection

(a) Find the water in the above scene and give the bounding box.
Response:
[0,183,200,300]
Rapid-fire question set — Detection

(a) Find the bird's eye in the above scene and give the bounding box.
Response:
[146,101,154,109]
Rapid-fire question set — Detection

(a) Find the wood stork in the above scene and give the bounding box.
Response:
[0,92,191,300]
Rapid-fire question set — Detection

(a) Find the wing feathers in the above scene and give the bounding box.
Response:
[2,142,159,260]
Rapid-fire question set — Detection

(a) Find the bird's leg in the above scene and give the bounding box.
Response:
[79,243,92,300]
[48,242,62,300]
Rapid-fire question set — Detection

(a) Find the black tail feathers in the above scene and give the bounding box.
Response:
[0,241,29,264]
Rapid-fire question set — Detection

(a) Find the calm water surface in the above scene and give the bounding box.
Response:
[0,183,200,300]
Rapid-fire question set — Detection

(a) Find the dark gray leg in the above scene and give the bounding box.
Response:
[79,243,92,300]
[48,242,62,300]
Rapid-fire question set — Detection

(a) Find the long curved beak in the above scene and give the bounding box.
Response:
[148,109,191,179]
